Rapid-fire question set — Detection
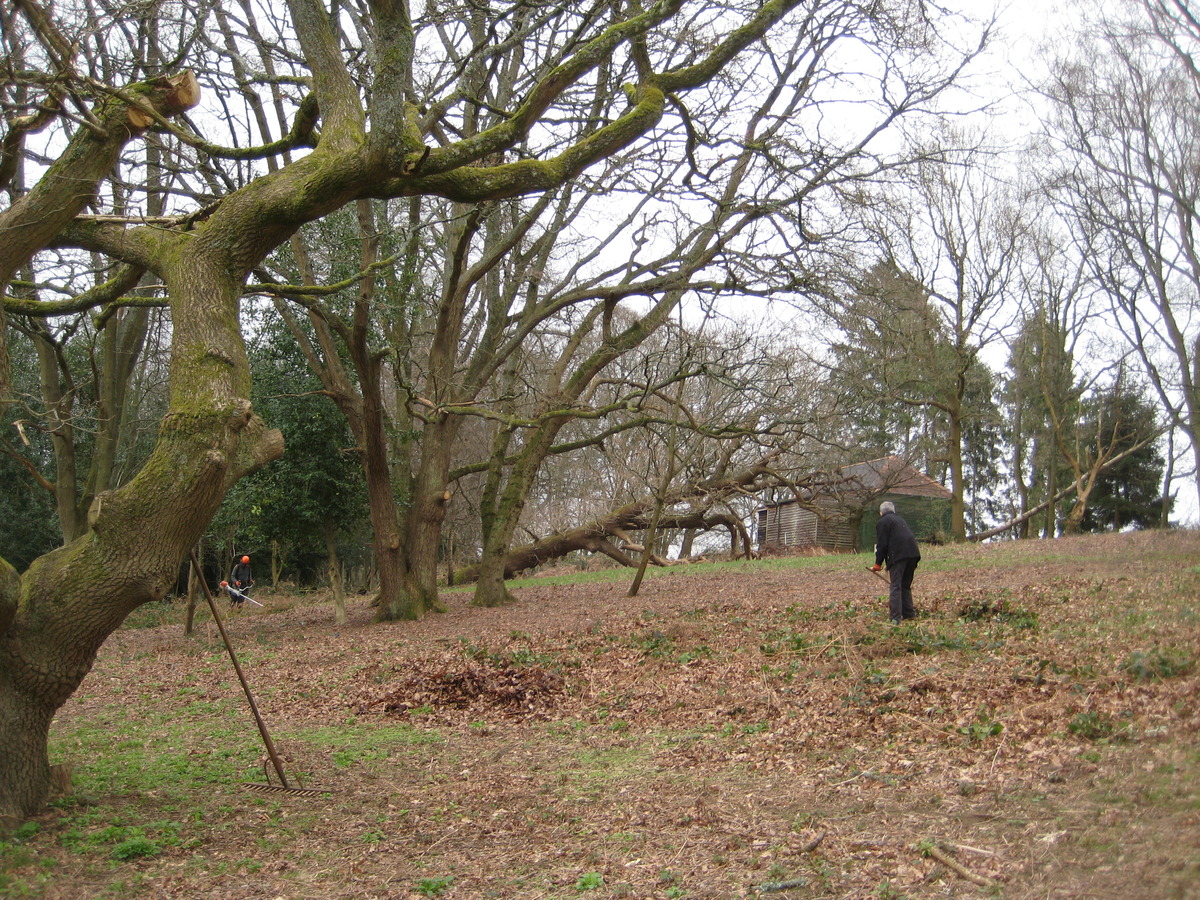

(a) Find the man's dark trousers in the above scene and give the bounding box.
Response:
[889,557,918,621]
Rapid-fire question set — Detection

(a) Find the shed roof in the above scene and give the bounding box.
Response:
[837,456,953,500]
[759,456,951,509]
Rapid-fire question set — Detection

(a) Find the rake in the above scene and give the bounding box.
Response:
[189,550,332,796]
[865,565,890,583]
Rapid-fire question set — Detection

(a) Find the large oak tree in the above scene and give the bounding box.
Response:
[0,0,823,822]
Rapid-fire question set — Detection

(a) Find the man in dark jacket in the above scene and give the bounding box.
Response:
[872,501,920,625]
[228,555,254,607]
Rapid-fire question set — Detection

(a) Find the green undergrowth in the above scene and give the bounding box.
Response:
[50,711,263,804]
[450,550,865,592]
[294,723,445,773]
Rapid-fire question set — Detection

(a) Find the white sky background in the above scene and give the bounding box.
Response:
[688,0,1200,527]
[989,0,1200,525]
[19,0,1189,528]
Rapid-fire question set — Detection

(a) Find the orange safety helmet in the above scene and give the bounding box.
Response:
[241,555,250,564]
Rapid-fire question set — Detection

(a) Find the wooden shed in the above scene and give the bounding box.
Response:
[756,456,952,554]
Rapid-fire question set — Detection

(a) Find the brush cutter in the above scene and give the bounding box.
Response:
[221,580,263,607]
[191,551,331,797]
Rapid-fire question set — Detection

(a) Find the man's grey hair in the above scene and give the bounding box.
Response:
[879,501,895,515]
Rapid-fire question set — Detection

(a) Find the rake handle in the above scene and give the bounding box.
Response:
[865,565,890,583]
[190,550,292,790]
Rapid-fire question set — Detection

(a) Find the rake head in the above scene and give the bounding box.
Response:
[241,782,332,797]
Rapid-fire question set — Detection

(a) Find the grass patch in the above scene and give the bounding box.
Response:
[1068,710,1130,743]
[454,551,885,593]
[569,746,650,777]
[61,821,183,860]
[416,874,454,896]
[51,715,261,803]
[0,825,56,897]
[1120,647,1194,681]
[295,723,445,771]
[959,593,1039,629]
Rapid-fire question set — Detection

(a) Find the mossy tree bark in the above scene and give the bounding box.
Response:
[1,228,286,818]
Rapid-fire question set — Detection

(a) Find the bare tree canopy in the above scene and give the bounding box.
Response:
[1043,0,1200,513]
[0,0,992,823]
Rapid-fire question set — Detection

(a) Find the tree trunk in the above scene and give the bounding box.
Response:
[473,472,525,607]
[474,543,519,608]
[948,407,967,541]
[0,252,283,821]
[445,530,456,587]
[270,539,284,586]
[679,528,696,559]
[0,671,55,830]
[1011,401,1031,539]
[1161,430,1177,528]
[325,340,418,623]
[33,327,81,542]
[369,422,453,621]
[324,519,347,626]
[628,504,665,599]
[1062,496,1088,535]
[1043,447,1059,538]
[363,452,411,621]
[398,412,461,618]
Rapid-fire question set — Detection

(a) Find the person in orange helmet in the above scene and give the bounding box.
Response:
[228,554,254,607]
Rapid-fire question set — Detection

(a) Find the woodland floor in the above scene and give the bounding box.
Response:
[4,530,1200,899]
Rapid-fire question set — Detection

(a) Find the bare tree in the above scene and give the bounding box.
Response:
[462,6,995,601]
[831,135,1026,540]
[1045,0,1200,512]
[459,316,856,579]
[1052,366,1165,533]
[249,0,993,613]
[0,0,836,821]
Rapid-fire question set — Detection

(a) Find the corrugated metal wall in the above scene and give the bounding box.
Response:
[757,504,855,552]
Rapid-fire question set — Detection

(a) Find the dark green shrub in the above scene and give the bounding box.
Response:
[111,836,161,860]
[1067,710,1127,742]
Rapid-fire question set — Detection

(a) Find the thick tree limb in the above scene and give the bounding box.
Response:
[3,266,151,318]
[0,72,199,287]
[454,457,785,582]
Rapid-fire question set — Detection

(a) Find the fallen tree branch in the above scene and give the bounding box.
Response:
[452,454,791,583]
[924,843,997,888]
[968,435,1164,541]
[799,830,826,853]
[946,841,1000,858]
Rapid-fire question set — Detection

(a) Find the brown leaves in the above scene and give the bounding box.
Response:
[35,530,1200,898]
[369,654,567,720]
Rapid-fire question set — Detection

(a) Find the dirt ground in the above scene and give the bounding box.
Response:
[9,530,1200,899]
